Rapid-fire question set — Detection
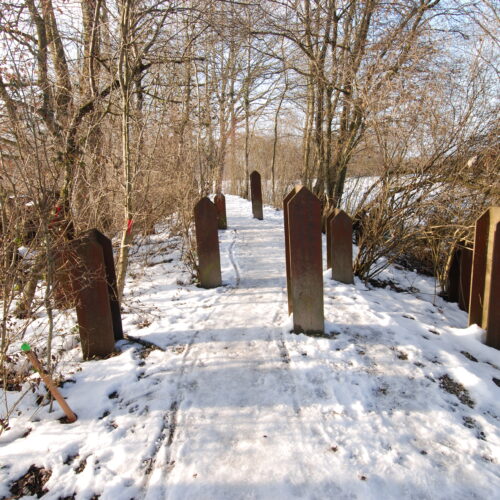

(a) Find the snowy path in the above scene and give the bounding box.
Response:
[144,199,321,499]
[2,195,500,500]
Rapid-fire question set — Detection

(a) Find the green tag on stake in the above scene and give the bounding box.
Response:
[21,343,31,352]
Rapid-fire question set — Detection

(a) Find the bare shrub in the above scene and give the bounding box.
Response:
[351,137,499,285]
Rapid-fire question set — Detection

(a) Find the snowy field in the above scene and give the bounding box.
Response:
[1,195,500,499]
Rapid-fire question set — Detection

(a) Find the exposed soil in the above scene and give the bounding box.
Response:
[397,350,408,360]
[7,465,51,499]
[367,278,414,294]
[74,457,87,474]
[438,374,475,408]
[461,351,478,363]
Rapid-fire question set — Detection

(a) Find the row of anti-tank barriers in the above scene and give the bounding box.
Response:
[55,171,499,360]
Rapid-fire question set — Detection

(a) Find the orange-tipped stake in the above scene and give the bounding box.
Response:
[21,343,77,423]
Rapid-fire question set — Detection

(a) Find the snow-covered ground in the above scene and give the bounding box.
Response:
[1,195,500,499]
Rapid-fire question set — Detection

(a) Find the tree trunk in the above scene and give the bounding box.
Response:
[243,42,252,199]
[116,0,133,302]
[302,73,315,188]
[271,71,287,203]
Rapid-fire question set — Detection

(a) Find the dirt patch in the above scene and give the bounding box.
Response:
[8,465,51,499]
[137,318,152,329]
[438,374,475,408]
[376,385,389,396]
[461,351,478,362]
[0,378,23,392]
[74,457,87,474]
[390,346,408,360]
[367,278,419,294]
[462,416,486,440]
[462,416,476,428]
[63,454,79,466]
[0,356,25,391]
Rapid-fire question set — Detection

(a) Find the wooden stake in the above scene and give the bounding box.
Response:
[21,343,77,423]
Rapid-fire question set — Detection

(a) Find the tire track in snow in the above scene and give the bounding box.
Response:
[276,329,303,416]
[142,400,178,477]
[142,228,244,495]
[142,311,216,493]
[141,333,200,495]
[260,230,323,482]
[227,228,241,287]
[242,218,314,488]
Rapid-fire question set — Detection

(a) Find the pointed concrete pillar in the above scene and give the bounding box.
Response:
[71,232,115,360]
[284,188,297,315]
[89,229,123,341]
[287,186,324,334]
[469,207,500,349]
[194,197,222,288]
[250,171,263,220]
[214,193,227,230]
[329,209,354,284]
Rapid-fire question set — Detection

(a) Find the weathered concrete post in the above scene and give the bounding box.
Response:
[487,222,500,349]
[194,197,222,288]
[283,188,296,315]
[250,170,263,220]
[54,231,123,341]
[214,193,228,230]
[458,247,473,312]
[446,243,473,312]
[446,247,461,303]
[329,209,354,284]
[91,229,123,341]
[71,231,115,360]
[287,186,324,334]
[326,211,335,270]
[469,207,500,349]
